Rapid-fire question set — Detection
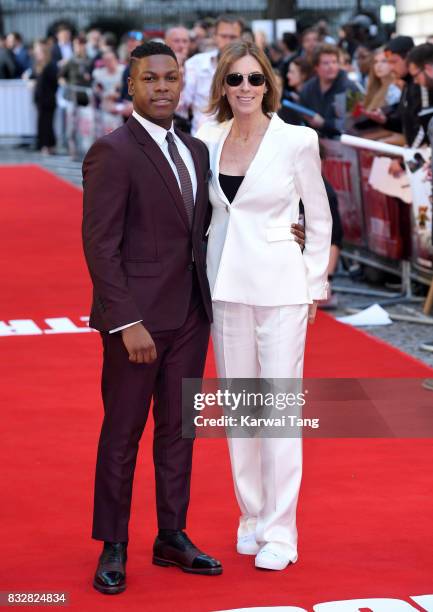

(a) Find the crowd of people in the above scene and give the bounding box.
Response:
[1,14,433,156]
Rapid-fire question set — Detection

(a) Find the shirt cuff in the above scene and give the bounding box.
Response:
[109,320,142,334]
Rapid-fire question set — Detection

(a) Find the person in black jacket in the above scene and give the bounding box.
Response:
[299,43,359,138]
[5,32,31,77]
[32,40,58,154]
[0,35,17,78]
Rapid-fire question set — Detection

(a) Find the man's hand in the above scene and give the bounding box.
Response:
[308,301,318,324]
[308,113,325,128]
[388,158,405,178]
[121,323,157,364]
[291,223,305,249]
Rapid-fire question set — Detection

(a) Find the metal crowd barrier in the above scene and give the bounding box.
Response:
[0,79,37,143]
[63,84,124,161]
[321,137,433,298]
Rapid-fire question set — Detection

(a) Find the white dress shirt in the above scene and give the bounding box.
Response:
[58,42,73,61]
[181,49,218,136]
[110,110,198,334]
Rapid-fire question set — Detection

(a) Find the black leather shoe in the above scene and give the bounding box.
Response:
[93,542,127,594]
[153,531,222,575]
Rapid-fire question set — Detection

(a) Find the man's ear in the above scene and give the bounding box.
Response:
[127,76,134,97]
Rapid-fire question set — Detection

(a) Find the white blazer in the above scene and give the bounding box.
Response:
[196,113,332,306]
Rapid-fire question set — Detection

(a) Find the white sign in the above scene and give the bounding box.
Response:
[276,19,297,39]
[251,20,274,44]
[0,317,95,337]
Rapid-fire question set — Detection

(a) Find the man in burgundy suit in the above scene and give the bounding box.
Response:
[82,41,221,594]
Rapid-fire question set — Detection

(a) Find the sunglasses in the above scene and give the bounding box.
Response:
[225,72,266,87]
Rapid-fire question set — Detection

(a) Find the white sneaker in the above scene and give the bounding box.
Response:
[255,545,296,570]
[237,533,260,555]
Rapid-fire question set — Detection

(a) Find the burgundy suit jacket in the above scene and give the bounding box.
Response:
[82,115,212,333]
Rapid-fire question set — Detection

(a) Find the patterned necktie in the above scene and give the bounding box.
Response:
[166,131,194,227]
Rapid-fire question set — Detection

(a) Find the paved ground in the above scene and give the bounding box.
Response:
[2,145,433,370]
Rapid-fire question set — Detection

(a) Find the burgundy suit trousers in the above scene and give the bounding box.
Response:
[92,274,209,542]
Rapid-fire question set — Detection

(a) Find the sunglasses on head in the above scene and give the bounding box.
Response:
[128,31,144,41]
[225,72,266,87]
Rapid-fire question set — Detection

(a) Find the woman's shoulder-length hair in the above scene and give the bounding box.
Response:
[206,41,280,123]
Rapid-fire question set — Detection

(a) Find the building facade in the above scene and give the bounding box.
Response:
[396,0,433,43]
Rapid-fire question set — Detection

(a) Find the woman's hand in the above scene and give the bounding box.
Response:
[308,113,325,128]
[363,108,386,124]
[308,301,318,324]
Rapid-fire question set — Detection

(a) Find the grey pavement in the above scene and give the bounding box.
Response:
[2,145,433,371]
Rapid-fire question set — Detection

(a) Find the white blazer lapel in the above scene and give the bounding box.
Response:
[233,114,284,205]
[212,119,233,208]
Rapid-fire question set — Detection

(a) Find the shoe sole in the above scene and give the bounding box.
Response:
[237,550,260,556]
[92,579,126,595]
[152,556,223,575]
[255,560,293,571]
[237,547,260,556]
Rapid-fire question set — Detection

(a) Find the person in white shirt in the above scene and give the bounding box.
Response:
[92,50,124,105]
[165,26,191,65]
[165,25,193,131]
[181,14,244,135]
[197,41,332,571]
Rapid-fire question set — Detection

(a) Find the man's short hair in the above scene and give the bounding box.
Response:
[385,35,415,58]
[312,43,340,66]
[215,14,245,34]
[129,41,178,71]
[282,32,299,53]
[407,43,433,69]
[301,28,318,40]
[165,25,189,36]
[56,23,72,34]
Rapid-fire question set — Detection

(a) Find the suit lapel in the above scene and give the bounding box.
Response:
[213,120,233,208]
[127,116,190,231]
[232,114,283,204]
[212,114,284,207]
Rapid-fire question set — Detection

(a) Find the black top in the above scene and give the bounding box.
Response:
[219,173,244,204]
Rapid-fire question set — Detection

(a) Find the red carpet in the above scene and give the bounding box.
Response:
[1,165,432,611]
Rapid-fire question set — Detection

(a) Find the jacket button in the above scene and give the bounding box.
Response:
[187,263,194,271]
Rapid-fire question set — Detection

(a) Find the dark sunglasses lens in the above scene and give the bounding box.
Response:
[226,73,243,87]
[249,73,265,86]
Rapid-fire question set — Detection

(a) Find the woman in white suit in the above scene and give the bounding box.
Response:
[196,41,332,571]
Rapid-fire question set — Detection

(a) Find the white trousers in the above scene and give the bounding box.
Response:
[211,301,308,561]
